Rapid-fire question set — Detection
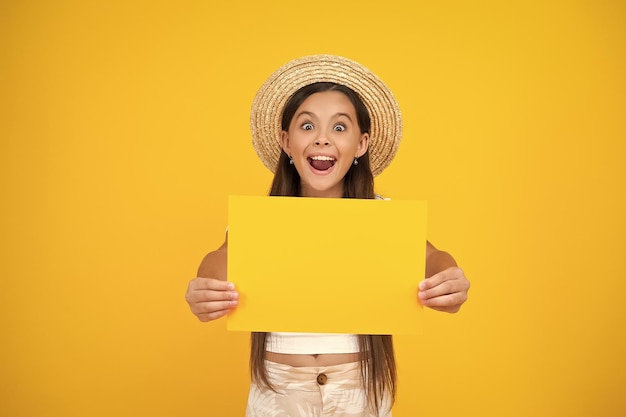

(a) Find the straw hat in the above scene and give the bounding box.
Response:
[250,54,402,177]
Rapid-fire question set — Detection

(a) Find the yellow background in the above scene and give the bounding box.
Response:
[1,1,624,416]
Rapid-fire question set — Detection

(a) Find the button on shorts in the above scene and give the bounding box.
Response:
[245,360,392,417]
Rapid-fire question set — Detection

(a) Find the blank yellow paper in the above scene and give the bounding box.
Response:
[226,196,427,334]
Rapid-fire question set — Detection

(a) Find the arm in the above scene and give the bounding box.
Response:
[197,240,228,280]
[185,235,239,322]
[418,241,470,313]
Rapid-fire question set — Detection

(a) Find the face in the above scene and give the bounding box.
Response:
[280,91,369,198]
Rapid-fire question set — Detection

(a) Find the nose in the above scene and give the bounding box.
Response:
[314,134,330,147]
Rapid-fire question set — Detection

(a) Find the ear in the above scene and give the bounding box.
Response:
[356,132,369,158]
[280,130,291,156]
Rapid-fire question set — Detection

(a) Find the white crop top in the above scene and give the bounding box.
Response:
[266,332,359,354]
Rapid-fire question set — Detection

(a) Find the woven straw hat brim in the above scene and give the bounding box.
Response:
[250,55,402,177]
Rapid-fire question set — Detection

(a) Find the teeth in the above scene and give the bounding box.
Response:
[310,155,336,161]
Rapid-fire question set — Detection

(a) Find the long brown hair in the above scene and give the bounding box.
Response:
[250,82,397,414]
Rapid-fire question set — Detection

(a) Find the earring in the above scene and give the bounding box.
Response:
[353,157,359,166]
[289,155,294,165]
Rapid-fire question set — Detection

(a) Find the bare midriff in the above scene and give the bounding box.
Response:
[265,352,362,367]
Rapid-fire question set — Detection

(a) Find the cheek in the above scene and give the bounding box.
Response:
[339,137,363,155]
[287,131,308,148]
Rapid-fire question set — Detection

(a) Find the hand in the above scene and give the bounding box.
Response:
[418,267,470,313]
[185,277,239,322]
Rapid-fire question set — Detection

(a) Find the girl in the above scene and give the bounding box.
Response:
[185,55,470,417]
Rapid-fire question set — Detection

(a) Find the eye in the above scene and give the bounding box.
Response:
[301,122,314,131]
[334,124,346,132]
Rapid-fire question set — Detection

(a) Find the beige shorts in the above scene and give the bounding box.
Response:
[245,360,392,417]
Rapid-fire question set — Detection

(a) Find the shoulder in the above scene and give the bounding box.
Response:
[374,194,391,200]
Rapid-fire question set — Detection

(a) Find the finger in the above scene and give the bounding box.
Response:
[192,300,239,316]
[419,267,464,290]
[186,288,239,304]
[420,291,467,309]
[189,277,236,291]
[196,308,232,322]
[427,304,461,314]
[418,278,466,301]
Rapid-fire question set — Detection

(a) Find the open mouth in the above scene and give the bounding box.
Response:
[308,155,336,171]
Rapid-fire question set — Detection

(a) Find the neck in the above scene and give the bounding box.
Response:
[299,183,344,198]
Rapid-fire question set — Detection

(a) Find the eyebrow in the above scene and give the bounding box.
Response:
[295,111,354,122]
